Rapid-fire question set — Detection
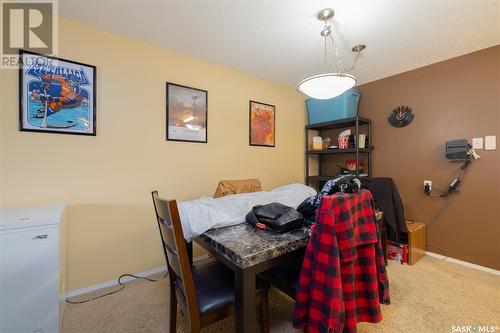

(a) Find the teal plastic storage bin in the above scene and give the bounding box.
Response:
[306,89,360,124]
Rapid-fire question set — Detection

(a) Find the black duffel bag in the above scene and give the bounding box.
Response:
[245,202,304,233]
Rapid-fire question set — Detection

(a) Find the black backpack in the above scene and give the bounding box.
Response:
[246,202,304,233]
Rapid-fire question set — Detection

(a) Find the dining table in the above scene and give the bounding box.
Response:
[194,223,312,333]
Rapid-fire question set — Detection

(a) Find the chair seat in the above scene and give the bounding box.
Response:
[189,259,269,316]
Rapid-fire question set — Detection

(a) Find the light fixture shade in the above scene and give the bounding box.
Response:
[297,73,356,100]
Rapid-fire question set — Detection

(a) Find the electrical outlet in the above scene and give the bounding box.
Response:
[424,180,432,195]
[472,137,483,149]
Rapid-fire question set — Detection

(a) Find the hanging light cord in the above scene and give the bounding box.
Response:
[325,18,363,73]
[323,32,328,72]
[329,34,344,74]
[298,9,365,87]
[345,49,362,72]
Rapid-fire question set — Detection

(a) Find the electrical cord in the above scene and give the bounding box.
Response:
[404,148,478,263]
[424,190,448,199]
[65,272,168,304]
[430,186,448,195]
[426,243,448,260]
[439,158,471,197]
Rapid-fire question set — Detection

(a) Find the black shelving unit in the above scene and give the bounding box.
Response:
[305,116,372,188]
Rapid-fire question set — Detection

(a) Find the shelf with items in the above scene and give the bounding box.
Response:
[306,116,371,130]
[305,116,372,189]
[307,171,369,182]
[306,174,366,182]
[306,147,373,155]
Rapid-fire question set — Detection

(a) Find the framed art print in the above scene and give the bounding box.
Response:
[249,100,275,147]
[166,82,208,143]
[19,50,97,136]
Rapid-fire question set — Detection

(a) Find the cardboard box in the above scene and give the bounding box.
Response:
[406,221,426,265]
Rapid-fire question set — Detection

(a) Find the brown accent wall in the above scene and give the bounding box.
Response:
[357,45,500,270]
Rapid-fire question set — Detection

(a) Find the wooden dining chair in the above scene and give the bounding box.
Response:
[151,191,270,333]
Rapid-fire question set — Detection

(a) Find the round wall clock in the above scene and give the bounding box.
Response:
[388,106,414,127]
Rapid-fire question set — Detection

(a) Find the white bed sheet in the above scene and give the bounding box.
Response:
[178,183,317,240]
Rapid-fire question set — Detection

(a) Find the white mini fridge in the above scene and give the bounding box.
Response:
[0,205,65,333]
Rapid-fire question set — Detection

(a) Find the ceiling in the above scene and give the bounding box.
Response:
[59,1,500,87]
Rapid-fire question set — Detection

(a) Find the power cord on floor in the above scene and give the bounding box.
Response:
[65,273,168,304]
[426,243,448,260]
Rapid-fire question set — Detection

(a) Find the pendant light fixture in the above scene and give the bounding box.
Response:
[297,8,366,100]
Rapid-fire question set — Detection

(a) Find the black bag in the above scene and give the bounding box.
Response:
[246,202,304,233]
[297,175,361,225]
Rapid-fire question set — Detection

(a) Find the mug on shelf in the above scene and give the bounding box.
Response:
[338,136,349,149]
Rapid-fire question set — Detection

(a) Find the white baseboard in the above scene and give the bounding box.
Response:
[65,254,212,299]
[62,252,498,299]
[65,265,168,298]
[425,251,500,276]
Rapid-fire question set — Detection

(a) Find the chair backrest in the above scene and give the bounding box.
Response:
[151,191,199,325]
[213,178,262,198]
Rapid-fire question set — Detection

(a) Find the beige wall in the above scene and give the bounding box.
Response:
[0,18,306,291]
[357,46,500,270]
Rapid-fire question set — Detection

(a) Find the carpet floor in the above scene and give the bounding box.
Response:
[62,256,500,333]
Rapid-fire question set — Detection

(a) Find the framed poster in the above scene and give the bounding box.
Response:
[19,50,97,136]
[166,82,208,143]
[249,100,275,147]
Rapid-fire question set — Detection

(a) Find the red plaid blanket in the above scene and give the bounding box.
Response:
[293,190,390,333]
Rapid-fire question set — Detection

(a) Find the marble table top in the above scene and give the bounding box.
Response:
[196,223,311,269]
